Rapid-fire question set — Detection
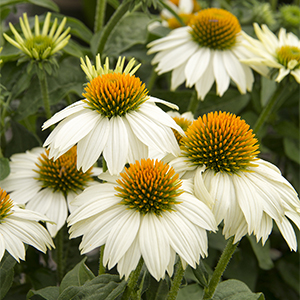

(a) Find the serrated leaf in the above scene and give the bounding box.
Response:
[0,0,59,11]
[58,274,127,300]
[283,138,300,164]
[102,12,152,56]
[213,279,265,300]
[59,257,95,293]
[0,252,17,300]
[0,158,10,180]
[247,236,274,270]
[27,286,59,300]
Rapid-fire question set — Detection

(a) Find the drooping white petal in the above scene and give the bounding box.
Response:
[139,214,170,281]
[275,217,297,251]
[171,63,187,90]
[213,51,230,97]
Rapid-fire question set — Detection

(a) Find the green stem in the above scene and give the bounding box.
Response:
[253,81,292,136]
[38,70,52,120]
[187,91,199,116]
[146,69,158,93]
[94,0,107,33]
[97,0,132,54]
[203,237,238,300]
[56,228,64,283]
[158,0,185,26]
[98,245,106,275]
[121,258,144,300]
[167,259,185,300]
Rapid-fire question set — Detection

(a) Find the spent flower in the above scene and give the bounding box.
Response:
[43,55,184,175]
[68,158,217,280]
[0,147,101,237]
[170,111,300,249]
[0,187,54,262]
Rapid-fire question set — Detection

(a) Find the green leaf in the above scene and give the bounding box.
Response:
[144,275,169,300]
[0,0,59,12]
[101,12,152,56]
[59,257,95,293]
[176,283,203,300]
[16,57,85,120]
[284,138,300,164]
[0,252,17,300]
[191,261,210,288]
[4,121,40,157]
[277,258,300,294]
[274,121,299,140]
[0,158,10,180]
[27,286,59,300]
[213,279,265,300]
[247,236,274,270]
[58,274,127,300]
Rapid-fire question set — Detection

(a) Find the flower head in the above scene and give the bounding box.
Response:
[0,187,54,262]
[148,8,268,100]
[0,147,101,237]
[3,12,70,64]
[68,158,216,280]
[242,23,300,83]
[43,55,184,175]
[170,111,300,250]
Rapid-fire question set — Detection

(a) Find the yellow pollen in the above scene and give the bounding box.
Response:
[181,111,260,174]
[277,45,300,69]
[189,8,241,50]
[0,188,14,222]
[83,72,148,118]
[115,159,183,216]
[34,146,93,194]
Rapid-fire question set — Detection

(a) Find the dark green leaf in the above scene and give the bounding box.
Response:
[58,274,127,300]
[277,259,300,294]
[0,252,17,300]
[0,157,10,180]
[4,121,40,157]
[247,236,274,270]
[59,257,95,293]
[103,12,152,56]
[27,286,59,300]
[213,279,265,300]
[260,77,276,107]
[274,121,299,140]
[0,0,59,11]
[283,138,300,164]
[145,275,169,300]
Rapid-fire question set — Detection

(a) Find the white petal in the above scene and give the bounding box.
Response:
[77,116,110,172]
[213,51,230,97]
[139,214,170,280]
[275,217,297,251]
[171,63,187,90]
[185,47,211,86]
[103,116,128,175]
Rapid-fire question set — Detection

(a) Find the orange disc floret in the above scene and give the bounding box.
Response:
[189,8,241,50]
[0,188,13,221]
[181,111,260,174]
[83,72,149,118]
[115,159,183,215]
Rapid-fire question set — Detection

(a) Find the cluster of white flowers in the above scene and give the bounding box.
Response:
[1,3,299,283]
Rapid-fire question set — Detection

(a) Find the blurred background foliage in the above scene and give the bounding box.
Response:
[0,0,299,299]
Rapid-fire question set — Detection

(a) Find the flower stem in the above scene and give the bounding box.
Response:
[98,245,106,275]
[203,236,238,300]
[97,0,132,54]
[38,70,52,120]
[94,0,107,33]
[158,0,185,26]
[121,258,144,300]
[167,259,185,300]
[56,227,65,283]
[253,81,293,136]
[187,91,199,116]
